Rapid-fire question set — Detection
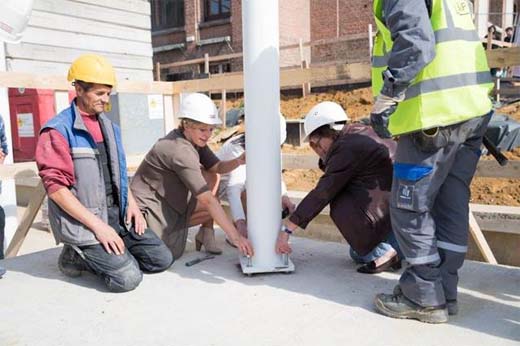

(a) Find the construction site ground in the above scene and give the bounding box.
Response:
[1,209,519,346]
[226,87,520,206]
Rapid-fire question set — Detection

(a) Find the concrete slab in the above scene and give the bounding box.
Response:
[1,228,519,346]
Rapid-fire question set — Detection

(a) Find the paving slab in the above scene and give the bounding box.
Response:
[0,228,519,346]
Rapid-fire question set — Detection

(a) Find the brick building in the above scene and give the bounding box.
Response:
[151,0,518,81]
[151,0,310,81]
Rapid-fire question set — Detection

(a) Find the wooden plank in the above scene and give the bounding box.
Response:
[163,95,175,133]
[0,71,173,94]
[161,52,243,69]
[0,162,38,179]
[173,62,371,93]
[21,27,153,57]
[7,59,153,82]
[161,34,370,71]
[475,160,520,178]
[280,154,520,179]
[28,10,151,43]
[492,87,520,96]
[487,47,520,68]
[69,0,151,14]
[5,181,46,258]
[221,90,227,128]
[468,208,498,264]
[282,154,318,170]
[5,43,153,70]
[33,0,151,29]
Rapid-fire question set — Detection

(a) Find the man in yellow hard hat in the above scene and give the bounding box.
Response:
[35,54,173,292]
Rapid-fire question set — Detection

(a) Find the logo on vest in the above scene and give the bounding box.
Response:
[454,0,470,15]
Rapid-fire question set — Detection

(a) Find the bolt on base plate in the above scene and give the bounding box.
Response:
[239,254,295,275]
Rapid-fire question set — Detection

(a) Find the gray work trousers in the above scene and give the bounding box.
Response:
[390,112,492,307]
[73,204,174,292]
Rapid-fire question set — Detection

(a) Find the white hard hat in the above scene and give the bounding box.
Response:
[179,93,222,125]
[303,101,348,141]
[280,114,287,145]
[0,0,34,43]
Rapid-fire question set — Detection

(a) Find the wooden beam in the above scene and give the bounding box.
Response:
[161,34,371,70]
[281,154,520,179]
[155,62,161,81]
[0,71,175,95]
[469,207,498,264]
[474,160,520,178]
[0,162,38,179]
[487,47,520,67]
[5,181,46,258]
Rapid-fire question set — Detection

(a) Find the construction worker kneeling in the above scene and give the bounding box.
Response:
[36,54,173,292]
[276,101,402,274]
[130,93,254,259]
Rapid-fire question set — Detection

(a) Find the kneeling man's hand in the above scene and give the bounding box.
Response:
[94,223,125,255]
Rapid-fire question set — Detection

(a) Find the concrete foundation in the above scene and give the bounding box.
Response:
[0,225,519,346]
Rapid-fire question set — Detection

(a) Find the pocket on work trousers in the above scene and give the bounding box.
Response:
[391,163,434,213]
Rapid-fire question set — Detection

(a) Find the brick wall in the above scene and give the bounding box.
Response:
[153,0,312,78]
[310,0,372,64]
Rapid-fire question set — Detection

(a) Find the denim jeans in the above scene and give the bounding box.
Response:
[349,231,402,264]
[74,227,173,292]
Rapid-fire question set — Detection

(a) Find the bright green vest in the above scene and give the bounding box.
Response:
[372,0,493,136]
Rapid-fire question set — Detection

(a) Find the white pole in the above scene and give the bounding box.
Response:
[240,0,293,274]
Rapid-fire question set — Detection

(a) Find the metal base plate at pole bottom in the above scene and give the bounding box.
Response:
[239,254,295,275]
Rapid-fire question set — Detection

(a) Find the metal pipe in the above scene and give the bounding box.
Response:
[240,0,293,274]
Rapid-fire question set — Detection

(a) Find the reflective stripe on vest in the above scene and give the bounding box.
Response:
[371,0,493,135]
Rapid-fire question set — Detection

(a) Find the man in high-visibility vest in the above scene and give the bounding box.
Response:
[370,0,493,323]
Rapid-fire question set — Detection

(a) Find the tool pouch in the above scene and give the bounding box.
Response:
[411,127,451,153]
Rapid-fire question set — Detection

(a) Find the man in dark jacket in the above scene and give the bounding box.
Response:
[276,101,400,274]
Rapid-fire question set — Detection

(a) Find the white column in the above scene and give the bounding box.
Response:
[0,43,19,255]
[502,0,514,30]
[474,0,489,38]
[240,0,293,273]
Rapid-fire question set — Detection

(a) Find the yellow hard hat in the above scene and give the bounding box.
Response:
[67,54,117,87]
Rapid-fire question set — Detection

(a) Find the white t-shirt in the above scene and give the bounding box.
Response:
[216,134,287,221]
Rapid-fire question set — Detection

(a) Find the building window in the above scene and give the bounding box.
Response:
[151,0,185,31]
[205,0,231,21]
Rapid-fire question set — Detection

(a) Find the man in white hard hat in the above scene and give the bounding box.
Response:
[276,101,401,273]
[216,115,295,240]
[131,93,254,259]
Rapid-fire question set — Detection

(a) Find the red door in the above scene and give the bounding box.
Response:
[9,99,38,162]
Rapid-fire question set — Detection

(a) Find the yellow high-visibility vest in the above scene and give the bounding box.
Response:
[372,0,493,136]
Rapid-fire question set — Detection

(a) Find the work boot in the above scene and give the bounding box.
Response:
[58,245,86,277]
[375,288,448,324]
[195,227,223,255]
[446,299,458,316]
[394,284,458,316]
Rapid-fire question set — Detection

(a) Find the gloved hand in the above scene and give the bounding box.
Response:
[370,93,404,139]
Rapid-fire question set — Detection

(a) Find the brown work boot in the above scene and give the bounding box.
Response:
[58,245,86,277]
[374,288,448,324]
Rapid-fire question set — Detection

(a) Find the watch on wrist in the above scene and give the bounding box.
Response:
[281,226,293,235]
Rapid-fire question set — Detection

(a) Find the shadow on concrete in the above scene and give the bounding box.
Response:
[4,247,113,293]
[174,233,520,342]
[3,231,519,342]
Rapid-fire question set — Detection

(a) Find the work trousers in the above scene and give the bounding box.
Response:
[72,203,173,292]
[390,112,491,307]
